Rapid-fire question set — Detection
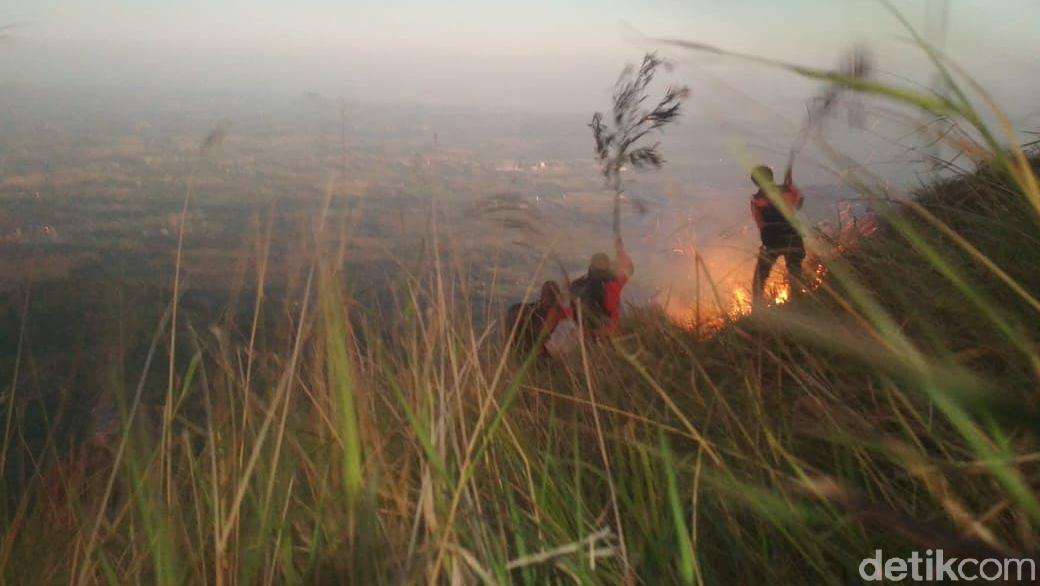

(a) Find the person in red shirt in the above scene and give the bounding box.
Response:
[750,164,804,307]
[507,280,572,356]
[534,280,572,348]
[571,236,634,337]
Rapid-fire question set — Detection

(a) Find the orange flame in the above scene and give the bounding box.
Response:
[662,261,829,334]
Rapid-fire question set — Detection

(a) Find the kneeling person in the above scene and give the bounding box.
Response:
[506,280,571,356]
[570,237,633,337]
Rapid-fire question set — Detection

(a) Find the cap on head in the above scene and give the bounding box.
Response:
[751,165,774,189]
[589,252,611,273]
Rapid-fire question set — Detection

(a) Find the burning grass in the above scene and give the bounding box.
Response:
[659,255,829,335]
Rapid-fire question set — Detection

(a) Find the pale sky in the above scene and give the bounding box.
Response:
[6,0,1038,56]
[4,1,1038,114]
[1,0,1037,183]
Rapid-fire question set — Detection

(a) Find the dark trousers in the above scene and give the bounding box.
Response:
[753,234,804,306]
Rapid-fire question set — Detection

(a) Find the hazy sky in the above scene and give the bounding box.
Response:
[3,1,1038,190]
[7,1,1039,55]
[5,1,1038,113]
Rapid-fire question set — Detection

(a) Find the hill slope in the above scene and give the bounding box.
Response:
[1,156,1038,584]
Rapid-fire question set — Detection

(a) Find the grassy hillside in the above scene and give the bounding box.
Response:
[1,150,1036,584]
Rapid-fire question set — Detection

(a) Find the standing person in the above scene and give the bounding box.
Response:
[570,237,634,337]
[750,164,804,307]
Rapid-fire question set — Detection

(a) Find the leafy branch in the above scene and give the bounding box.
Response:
[590,53,688,236]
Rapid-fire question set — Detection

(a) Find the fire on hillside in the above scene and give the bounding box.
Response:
[657,201,875,335]
[659,258,827,335]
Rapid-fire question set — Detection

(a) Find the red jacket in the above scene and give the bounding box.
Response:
[599,248,633,336]
[751,181,803,232]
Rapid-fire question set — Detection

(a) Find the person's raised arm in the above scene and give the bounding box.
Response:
[783,164,803,209]
[614,237,634,280]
